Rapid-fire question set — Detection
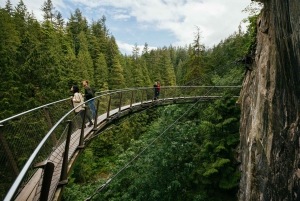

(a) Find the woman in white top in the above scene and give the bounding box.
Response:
[71,85,93,127]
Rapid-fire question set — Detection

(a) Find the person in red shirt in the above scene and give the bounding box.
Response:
[153,82,159,100]
[157,81,161,99]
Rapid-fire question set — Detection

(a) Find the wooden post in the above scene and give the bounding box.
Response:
[93,99,100,130]
[34,161,54,201]
[107,96,111,119]
[141,90,143,104]
[58,120,72,185]
[0,124,19,177]
[118,92,123,112]
[130,91,134,109]
[43,107,57,146]
[78,108,87,149]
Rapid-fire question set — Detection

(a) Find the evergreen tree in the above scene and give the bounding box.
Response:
[175,59,184,85]
[0,8,21,118]
[158,47,176,86]
[23,20,65,104]
[140,59,152,86]
[94,53,108,91]
[67,8,88,56]
[4,0,13,16]
[74,31,94,86]
[41,0,55,22]
[54,11,64,30]
[148,49,160,82]
[183,27,208,84]
[141,42,150,56]
[106,35,119,70]
[122,55,134,87]
[109,56,125,89]
[131,44,144,87]
[107,36,125,89]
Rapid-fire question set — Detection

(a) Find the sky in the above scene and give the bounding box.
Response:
[0,0,251,55]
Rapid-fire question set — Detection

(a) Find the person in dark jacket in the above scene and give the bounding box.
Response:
[82,80,96,120]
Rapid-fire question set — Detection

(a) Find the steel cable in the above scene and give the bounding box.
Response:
[84,62,240,201]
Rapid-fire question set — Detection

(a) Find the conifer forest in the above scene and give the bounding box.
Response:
[0,0,261,200]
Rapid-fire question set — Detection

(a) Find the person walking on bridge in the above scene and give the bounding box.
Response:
[157,81,161,99]
[153,81,159,100]
[71,85,93,127]
[82,80,96,120]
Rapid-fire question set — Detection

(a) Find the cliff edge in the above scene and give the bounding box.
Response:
[239,0,300,200]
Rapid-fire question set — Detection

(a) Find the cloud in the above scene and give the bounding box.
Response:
[0,0,251,54]
[117,40,157,55]
[0,0,68,21]
[67,0,250,48]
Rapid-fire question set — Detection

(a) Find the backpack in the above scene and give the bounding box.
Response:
[157,83,161,92]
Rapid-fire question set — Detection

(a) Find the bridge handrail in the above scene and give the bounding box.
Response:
[0,89,126,125]
[2,86,241,201]
[0,86,241,125]
[0,98,70,124]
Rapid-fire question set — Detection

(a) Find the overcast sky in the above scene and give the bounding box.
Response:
[0,0,251,55]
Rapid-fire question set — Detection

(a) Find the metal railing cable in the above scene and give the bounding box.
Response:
[84,94,214,200]
[0,59,241,200]
[0,98,74,200]
[89,57,242,140]
[89,86,240,141]
[2,86,240,201]
[84,86,240,201]
[0,88,133,194]
[0,98,71,124]
[84,64,242,200]
[1,60,242,200]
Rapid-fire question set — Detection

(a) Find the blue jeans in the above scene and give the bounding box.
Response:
[88,99,96,119]
[77,110,93,124]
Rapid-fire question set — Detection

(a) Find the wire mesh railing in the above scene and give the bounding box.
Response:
[1,86,241,201]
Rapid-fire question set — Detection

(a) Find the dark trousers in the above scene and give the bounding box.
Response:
[76,110,93,124]
[154,91,159,100]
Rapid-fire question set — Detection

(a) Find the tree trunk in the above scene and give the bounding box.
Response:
[239,0,300,200]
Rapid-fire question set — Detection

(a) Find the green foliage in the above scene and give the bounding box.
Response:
[71,148,97,183]
[242,2,263,53]
[64,94,241,201]
[0,0,255,199]
[0,8,21,118]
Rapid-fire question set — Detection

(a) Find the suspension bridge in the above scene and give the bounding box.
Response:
[0,85,241,201]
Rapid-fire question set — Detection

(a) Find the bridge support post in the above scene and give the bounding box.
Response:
[130,91,134,109]
[93,99,100,130]
[59,120,72,185]
[0,124,19,177]
[141,90,143,104]
[118,92,123,112]
[107,96,111,119]
[78,107,87,148]
[43,107,57,146]
[106,96,111,119]
[34,161,54,201]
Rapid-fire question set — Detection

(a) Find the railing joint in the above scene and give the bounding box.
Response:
[58,179,68,186]
[33,160,48,168]
[77,145,85,149]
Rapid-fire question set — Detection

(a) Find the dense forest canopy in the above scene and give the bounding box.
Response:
[0,0,261,200]
[0,0,257,120]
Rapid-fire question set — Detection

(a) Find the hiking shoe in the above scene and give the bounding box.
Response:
[88,123,93,127]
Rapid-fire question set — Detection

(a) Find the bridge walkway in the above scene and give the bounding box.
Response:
[1,86,241,201]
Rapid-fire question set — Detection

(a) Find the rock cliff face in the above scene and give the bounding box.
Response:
[239,0,300,200]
